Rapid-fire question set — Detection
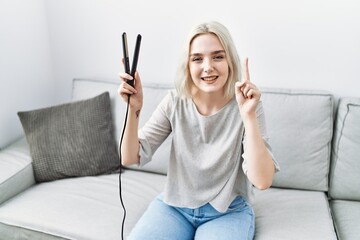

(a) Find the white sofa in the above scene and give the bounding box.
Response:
[0,78,359,240]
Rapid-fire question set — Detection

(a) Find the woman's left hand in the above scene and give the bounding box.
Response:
[235,57,261,117]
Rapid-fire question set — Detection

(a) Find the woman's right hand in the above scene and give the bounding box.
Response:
[118,71,143,110]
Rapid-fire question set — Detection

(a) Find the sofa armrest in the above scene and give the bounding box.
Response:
[0,137,35,205]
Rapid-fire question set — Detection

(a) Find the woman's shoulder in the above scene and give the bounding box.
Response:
[159,89,191,113]
[164,89,190,104]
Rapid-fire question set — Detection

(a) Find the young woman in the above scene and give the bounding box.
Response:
[118,21,279,240]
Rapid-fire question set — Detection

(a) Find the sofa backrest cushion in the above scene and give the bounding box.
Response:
[329,98,360,200]
[72,79,172,175]
[260,88,334,191]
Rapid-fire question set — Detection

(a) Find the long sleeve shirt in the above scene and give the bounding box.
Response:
[138,90,279,213]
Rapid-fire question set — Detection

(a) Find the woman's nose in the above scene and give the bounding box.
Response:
[203,59,214,73]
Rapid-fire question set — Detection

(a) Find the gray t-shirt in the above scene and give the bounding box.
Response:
[138,90,279,213]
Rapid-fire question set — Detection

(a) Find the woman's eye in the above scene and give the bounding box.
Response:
[192,57,202,62]
[214,55,225,60]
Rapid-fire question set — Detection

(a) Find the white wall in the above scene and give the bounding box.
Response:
[0,0,54,148]
[45,0,360,104]
[1,0,360,148]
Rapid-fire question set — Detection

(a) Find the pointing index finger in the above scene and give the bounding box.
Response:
[243,57,250,82]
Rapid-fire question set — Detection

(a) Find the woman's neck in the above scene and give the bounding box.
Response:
[192,91,232,116]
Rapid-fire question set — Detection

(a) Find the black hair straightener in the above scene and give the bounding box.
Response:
[119,32,141,240]
[122,33,142,87]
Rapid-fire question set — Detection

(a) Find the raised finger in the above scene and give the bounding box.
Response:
[243,57,250,82]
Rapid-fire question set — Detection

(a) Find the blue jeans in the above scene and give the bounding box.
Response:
[127,194,255,240]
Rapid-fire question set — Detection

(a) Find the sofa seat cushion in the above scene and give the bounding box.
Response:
[252,187,337,240]
[331,200,360,240]
[0,170,165,239]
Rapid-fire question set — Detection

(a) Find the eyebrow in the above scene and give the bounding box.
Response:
[189,50,226,56]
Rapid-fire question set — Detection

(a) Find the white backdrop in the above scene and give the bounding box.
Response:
[1,0,360,148]
[0,0,54,148]
[45,0,360,101]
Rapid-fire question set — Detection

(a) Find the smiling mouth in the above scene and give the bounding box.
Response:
[201,76,218,81]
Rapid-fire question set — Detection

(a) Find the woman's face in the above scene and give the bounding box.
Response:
[189,33,229,96]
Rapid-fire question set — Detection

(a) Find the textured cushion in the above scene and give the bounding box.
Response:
[329,98,360,200]
[331,200,360,240]
[253,188,337,240]
[17,92,120,182]
[260,88,334,191]
[72,79,172,175]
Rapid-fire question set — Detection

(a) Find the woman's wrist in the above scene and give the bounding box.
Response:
[129,107,142,119]
[240,110,256,125]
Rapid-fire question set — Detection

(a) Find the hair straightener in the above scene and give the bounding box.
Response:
[122,33,142,87]
[119,32,141,240]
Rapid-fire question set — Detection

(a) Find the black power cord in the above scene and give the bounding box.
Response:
[119,94,131,240]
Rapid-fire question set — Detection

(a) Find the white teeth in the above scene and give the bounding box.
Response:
[202,76,217,81]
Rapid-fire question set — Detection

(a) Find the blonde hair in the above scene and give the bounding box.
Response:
[175,21,242,98]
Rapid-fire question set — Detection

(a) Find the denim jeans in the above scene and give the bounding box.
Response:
[127,193,255,240]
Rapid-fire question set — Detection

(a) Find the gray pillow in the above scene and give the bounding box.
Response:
[17,92,120,182]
